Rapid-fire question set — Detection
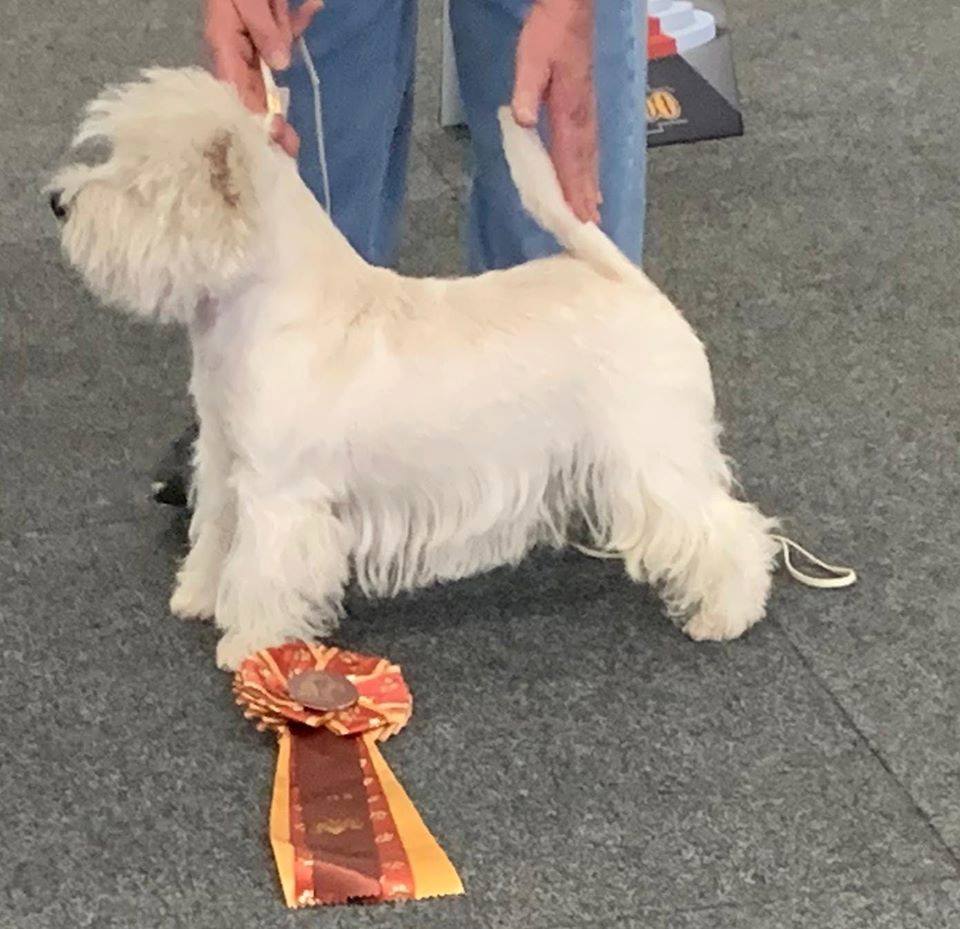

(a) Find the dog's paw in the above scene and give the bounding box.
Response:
[215,632,263,671]
[169,576,217,621]
[683,609,758,643]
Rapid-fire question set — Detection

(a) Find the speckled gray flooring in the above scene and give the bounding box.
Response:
[3,2,960,927]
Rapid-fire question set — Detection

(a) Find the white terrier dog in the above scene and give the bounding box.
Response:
[52,68,778,669]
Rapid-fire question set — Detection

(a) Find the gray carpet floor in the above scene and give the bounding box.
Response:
[3,1,960,927]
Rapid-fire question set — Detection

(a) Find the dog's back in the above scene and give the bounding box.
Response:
[497,108,640,285]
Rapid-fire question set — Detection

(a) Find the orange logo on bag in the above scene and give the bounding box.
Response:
[647,89,682,122]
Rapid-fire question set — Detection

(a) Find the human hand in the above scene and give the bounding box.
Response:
[204,0,324,156]
[512,0,600,223]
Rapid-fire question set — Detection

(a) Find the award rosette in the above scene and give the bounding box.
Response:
[234,642,463,907]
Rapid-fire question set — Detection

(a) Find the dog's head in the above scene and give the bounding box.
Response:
[49,68,277,324]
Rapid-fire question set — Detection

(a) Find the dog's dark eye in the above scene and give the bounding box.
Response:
[49,190,67,220]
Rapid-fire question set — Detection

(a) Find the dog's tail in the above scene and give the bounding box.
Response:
[497,107,638,283]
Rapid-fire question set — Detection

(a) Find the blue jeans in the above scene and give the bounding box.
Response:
[279,0,647,270]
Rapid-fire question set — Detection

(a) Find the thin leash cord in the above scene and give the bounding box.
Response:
[297,35,332,216]
[572,533,857,590]
[259,42,332,215]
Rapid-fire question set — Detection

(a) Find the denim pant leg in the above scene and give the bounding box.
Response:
[278,0,418,266]
[449,0,647,272]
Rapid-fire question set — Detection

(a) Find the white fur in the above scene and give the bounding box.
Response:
[52,68,779,669]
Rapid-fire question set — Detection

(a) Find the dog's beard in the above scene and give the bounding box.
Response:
[60,187,181,319]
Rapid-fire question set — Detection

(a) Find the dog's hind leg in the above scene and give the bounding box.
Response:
[212,470,350,670]
[677,492,779,641]
[170,416,236,621]
[601,424,778,642]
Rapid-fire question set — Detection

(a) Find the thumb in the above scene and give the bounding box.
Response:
[234,0,291,70]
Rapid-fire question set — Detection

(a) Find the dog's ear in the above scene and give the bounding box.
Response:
[203,131,243,210]
[169,125,256,295]
[93,120,262,315]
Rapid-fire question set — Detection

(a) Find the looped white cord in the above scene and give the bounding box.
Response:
[259,41,332,215]
[572,533,857,590]
[770,533,857,589]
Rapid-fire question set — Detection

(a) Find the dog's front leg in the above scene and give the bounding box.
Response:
[169,417,236,621]
[213,470,350,670]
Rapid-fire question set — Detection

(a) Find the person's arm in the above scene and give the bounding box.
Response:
[203,0,323,156]
[512,0,600,223]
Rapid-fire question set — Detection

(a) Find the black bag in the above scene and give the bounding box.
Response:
[646,0,744,147]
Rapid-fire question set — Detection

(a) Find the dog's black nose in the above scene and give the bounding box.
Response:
[49,189,67,220]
